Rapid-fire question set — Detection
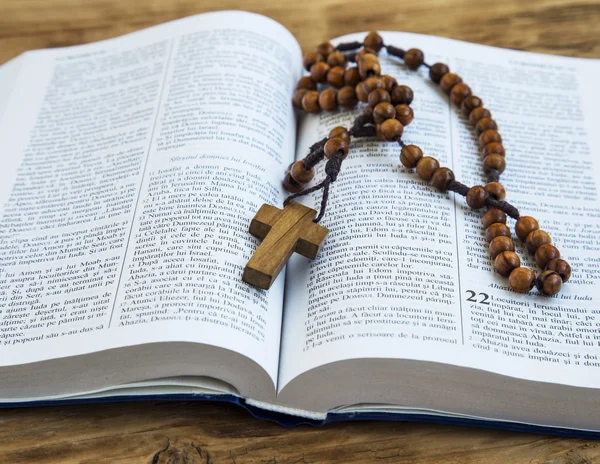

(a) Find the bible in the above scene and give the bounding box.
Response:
[1,10,600,438]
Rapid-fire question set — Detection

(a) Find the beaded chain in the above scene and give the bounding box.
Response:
[285,32,572,297]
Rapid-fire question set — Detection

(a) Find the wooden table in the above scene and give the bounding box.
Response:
[1,0,599,462]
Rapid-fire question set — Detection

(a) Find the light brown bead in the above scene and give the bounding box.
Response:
[329,126,350,142]
[301,91,320,113]
[440,73,463,94]
[545,258,572,282]
[482,208,506,229]
[476,117,498,134]
[316,42,335,58]
[381,75,398,92]
[364,32,384,52]
[344,67,361,87]
[479,130,502,148]
[461,95,483,116]
[536,270,562,296]
[363,76,383,93]
[357,53,381,79]
[296,76,317,91]
[368,88,391,107]
[404,48,424,70]
[355,47,377,58]
[310,62,330,83]
[337,85,358,109]
[495,251,521,277]
[327,51,346,67]
[450,83,472,105]
[515,216,539,241]
[525,229,552,254]
[485,223,511,243]
[400,145,423,168]
[292,89,309,110]
[356,82,370,102]
[303,51,324,71]
[416,156,440,181]
[318,88,338,111]
[535,244,560,269]
[429,63,450,84]
[489,236,515,260]
[394,104,414,126]
[379,119,404,142]
[373,102,396,125]
[483,154,506,174]
[282,172,305,193]
[290,160,315,184]
[469,107,491,125]
[324,137,349,160]
[431,167,455,192]
[484,182,506,201]
[509,267,536,293]
[466,186,489,209]
[482,142,505,158]
[391,85,414,105]
[326,66,346,88]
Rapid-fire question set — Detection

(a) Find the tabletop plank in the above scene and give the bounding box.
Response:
[0,0,599,462]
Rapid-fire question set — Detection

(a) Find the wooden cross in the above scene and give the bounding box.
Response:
[242,202,329,290]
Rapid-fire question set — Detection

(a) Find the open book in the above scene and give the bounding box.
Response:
[1,10,600,437]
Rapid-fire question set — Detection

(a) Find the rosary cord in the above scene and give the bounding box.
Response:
[303,137,328,170]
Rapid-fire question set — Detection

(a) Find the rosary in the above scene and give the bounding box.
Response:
[242,32,572,296]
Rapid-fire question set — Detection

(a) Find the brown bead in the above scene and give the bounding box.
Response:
[282,172,305,193]
[476,118,498,134]
[525,230,552,254]
[337,85,358,109]
[303,51,324,71]
[344,67,361,87]
[485,223,511,243]
[545,258,572,282]
[400,145,423,168]
[292,89,309,110]
[296,76,317,91]
[482,208,506,229]
[290,160,315,184]
[381,75,398,92]
[327,51,346,67]
[429,62,450,84]
[316,42,335,58]
[483,154,506,174]
[301,91,320,113]
[482,142,505,158]
[404,48,424,70]
[355,47,377,58]
[356,82,370,102]
[450,83,472,105]
[461,95,483,116]
[324,137,349,160]
[310,62,330,83]
[466,186,489,209]
[364,32,384,52]
[479,130,502,148]
[357,53,381,79]
[489,236,515,260]
[536,270,562,296]
[368,88,391,107]
[394,104,414,126]
[535,244,560,269]
[318,88,338,111]
[391,85,414,105]
[327,66,346,88]
[431,167,455,192]
[469,107,491,125]
[373,102,396,125]
[495,251,521,278]
[515,217,539,241]
[363,76,383,93]
[329,126,350,142]
[416,157,440,181]
[379,119,404,142]
[509,267,536,293]
[484,182,506,201]
[440,73,463,94]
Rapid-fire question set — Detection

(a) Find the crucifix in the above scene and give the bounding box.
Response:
[242,202,329,290]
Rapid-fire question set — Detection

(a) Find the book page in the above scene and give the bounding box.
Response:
[0,11,301,387]
[279,32,600,393]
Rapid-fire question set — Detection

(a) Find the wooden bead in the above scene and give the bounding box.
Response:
[400,145,423,168]
[310,62,330,83]
[476,117,498,134]
[364,76,383,93]
[356,47,377,58]
[318,88,338,111]
[394,104,414,126]
[316,42,335,58]
[429,62,450,84]
[466,186,489,209]
[282,172,305,193]
[450,83,472,105]
[324,137,349,160]
[461,95,483,116]
[431,167,455,192]
[440,73,462,94]
[545,258,572,282]
[303,51,324,71]
[290,160,315,184]
[379,119,404,142]
[509,267,536,293]
[357,53,381,79]
[301,91,320,113]
[381,75,398,92]
[469,107,491,125]
[484,182,506,201]
[356,82,370,102]
[344,67,361,87]
[404,48,424,70]
[373,102,396,125]
[482,142,505,158]
[515,216,539,241]
[391,85,414,105]
[535,244,560,269]
[482,208,506,229]
[327,66,346,88]
[364,32,384,52]
[525,230,551,254]
[337,85,358,109]
[296,76,317,91]
[485,223,511,243]
[368,88,391,107]
[495,251,520,277]
[327,51,346,67]
[416,156,440,181]
[329,126,350,142]
[483,154,506,174]
[489,236,515,260]
[292,89,309,110]
[479,129,502,148]
[536,270,562,296]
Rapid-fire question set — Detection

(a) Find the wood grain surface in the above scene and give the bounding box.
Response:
[1,0,599,462]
